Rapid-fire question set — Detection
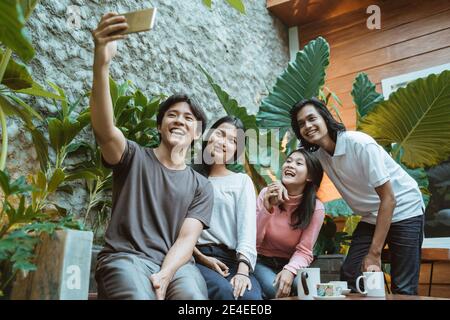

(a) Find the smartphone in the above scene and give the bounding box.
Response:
[118,8,157,35]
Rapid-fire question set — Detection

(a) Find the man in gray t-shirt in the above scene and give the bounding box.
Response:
[90,13,214,300]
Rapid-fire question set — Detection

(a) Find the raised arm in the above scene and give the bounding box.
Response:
[90,12,128,165]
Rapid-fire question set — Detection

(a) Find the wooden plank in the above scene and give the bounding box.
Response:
[418,284,450,298]
[325,46,450,94]
[299,0,411,43]
[267,0,377,27]
[419,262,450,284]
[331,10,450,60]
[299,0,450,47]
[327,28,450,78]
[267,0,290,7]
[422,248,450,261]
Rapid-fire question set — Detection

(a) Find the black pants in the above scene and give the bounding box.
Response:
[341,214,424,295]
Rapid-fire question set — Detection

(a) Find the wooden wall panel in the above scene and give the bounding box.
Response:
[300,0,450,207]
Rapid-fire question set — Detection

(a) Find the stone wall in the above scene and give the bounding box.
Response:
[7,0,289,220]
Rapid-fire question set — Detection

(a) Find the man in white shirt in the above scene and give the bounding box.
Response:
[290,97,424,295]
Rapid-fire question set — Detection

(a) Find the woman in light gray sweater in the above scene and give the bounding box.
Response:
[193,116,262,300]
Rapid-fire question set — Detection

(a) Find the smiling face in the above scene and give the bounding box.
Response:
[158,101,200,148]
[281,151,309,188]
[204,122,238,165]
[296,104,329,146]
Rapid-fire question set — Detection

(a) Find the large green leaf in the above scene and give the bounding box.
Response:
[256,37,330,130]
[351,73,384,124]
[359,70,450,168]
[0,94,33,126]
[0,0,35,61]
[47,168,65,193]
[16,81,63,100]
[200,66,257,131]
[48,118,64,152]
[7,93,42,120]
[0,54,33,90]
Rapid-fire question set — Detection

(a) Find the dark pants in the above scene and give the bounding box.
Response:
[196,245,262,300]
[341,214,424,295]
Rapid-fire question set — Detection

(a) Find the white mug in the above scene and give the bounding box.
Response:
[297,268,321,300]
[356,272,386,297]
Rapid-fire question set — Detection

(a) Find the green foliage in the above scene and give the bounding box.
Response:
[202,0,245,14]
[0,167,82,295]
[324,198,353,217]
[0,52,33,90]
[313,216,352,256]
[110,77,163,148]
[351,73,384,126]
[359,70,450,168]
[0,0,37,62]
[256,37,330,131]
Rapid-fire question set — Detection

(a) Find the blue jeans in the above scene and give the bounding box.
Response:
[196,245,262,300]
[95,252,208,300]
[341,214,424,295]
[253,255,300,299]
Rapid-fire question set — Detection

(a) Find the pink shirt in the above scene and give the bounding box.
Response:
[256,187,325,275]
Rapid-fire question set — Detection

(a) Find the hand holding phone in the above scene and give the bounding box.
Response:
[118,8,157,35]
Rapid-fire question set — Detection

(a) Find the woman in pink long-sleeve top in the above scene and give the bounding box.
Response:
[254,148,325,299]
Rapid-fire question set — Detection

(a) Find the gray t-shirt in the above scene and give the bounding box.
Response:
[98,139,214,266]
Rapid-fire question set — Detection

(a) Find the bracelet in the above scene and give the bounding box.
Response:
[237,258,252,272]
[236,272,250,278]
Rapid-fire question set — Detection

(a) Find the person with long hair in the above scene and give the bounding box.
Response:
[193,116,262,300]
[254,149,325,299]
[290,97,425,295]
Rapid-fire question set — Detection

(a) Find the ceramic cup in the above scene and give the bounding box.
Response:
[329,281,348,290]
[356,272,386,297]
[316,283,342,297]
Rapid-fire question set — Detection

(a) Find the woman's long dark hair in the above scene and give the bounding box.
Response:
[281,148,324,230]
[193,116,245,177]
[290,97,346,152]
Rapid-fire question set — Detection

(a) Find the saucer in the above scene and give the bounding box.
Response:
[313,295,346,300]
[341,289,351,295]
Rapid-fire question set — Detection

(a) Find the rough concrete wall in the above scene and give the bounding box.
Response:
[7,0,289,219]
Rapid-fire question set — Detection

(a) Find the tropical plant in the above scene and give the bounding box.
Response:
[71,77,165,243]
[0,0,62,171]
[252,36,450,255]
[313,216,352,256]
[0,169,82,296]
[202,0,245,14]
[18,82,93,217]
[357,70,450,168]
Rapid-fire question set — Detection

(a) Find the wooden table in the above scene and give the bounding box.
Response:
[275,293,449,300]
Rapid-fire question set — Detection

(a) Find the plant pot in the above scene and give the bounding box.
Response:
[310,254,345,282]
[10,229,93,300]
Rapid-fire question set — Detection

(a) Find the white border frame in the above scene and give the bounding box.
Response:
[381,63,450,99]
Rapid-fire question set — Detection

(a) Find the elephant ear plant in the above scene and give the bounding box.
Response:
[243,36,450,254]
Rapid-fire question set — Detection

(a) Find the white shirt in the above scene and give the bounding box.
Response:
[197,172,257,269]
[315,131,424,224]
